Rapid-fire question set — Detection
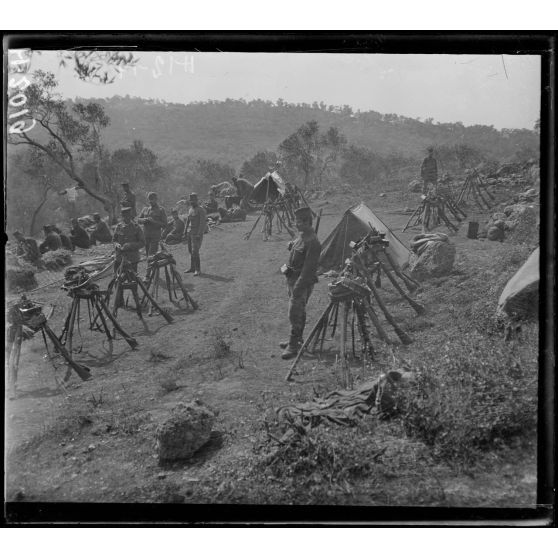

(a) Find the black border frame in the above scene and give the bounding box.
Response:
[2,31,556,526]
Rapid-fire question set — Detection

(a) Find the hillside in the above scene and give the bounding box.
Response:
[80,97,539,166]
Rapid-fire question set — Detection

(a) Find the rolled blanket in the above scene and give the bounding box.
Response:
[410,233,449,256]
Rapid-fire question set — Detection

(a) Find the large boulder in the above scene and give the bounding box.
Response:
[503,204,539,244]
[409,235,456,280]
[155,401,216,462]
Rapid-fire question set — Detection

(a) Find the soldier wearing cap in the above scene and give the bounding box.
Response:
[420,147,438,194]
[185,193,207,276]
[89,213,113,245]
[120,182,137,219]
[280,206,321,360]
[112,206,144,272]
[138,192,167,257]
[162,208,186,245]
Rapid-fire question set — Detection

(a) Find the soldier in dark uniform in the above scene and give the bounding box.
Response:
[232,176,253,209]
[89,213,113,244]
[185,193,207,276]
[69,218,90,249]
[280,206,321,360]
[39,225,63,254]
[138,192,167,258]
[13,231,41,265]
[162,209,185,245]
[420,147,438,194]
[120,182,137,219]
[112,206,144,273]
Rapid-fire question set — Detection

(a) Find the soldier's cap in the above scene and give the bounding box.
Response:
[121,182,130,188]
[147,191,157,199]
[120,206,133,214]
[427,147,434,153]
[189,193,198,200]
[294,206,313,220]
[93,213,101,219]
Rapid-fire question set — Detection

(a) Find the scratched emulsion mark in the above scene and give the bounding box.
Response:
[7,49,36,135]
[117,53,195,79]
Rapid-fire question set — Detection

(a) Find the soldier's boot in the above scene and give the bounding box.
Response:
[281,336,302,360]
[193,255,201,276]
[184,257,195,273]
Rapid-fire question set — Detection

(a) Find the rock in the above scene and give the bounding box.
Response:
[504,204,539,244]
[409,240,456,281]
[487,226,505,241]
[155,401,216,462]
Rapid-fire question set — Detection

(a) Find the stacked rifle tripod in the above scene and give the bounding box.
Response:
[244,181,314,241]
[455,169,495,210]
[286,228,425,385]
[403,188,467,233]
[6,295,92,399]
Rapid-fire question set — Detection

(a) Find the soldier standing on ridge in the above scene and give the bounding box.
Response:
[120,182,137,219]
[138,192,167,258]
[185,193,207,277]
[420,147,438,194]
[112,207,144,273]
[280,206,321,360]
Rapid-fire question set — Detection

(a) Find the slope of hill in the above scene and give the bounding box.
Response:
[81,97,539,166]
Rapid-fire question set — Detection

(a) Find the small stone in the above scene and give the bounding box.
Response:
[88,444,96,452]
[157,472,167,479]
[270,354,276,358]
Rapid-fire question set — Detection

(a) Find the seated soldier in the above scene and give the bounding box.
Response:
[162,209,185,245]
[39,225,63,254]
[69,218,90,249]
[52,225,74,251]
[13,231,41,265]
[202,191,219,214]
[89,213,113,244]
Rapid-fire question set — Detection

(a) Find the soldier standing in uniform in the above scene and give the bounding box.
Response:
[420,147,438,194]
[280,206,321,360]
[112,207,144,273]
[120,182,137,219]
[185,193,207,277]
[138,192,167,258]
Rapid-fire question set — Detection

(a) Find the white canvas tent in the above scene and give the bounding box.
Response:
[497,247,539,319]
[319,202,411,271]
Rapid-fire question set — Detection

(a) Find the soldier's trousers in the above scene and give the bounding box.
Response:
[144,237,160,257]
[188,234,203,271]
[287,281,315,343]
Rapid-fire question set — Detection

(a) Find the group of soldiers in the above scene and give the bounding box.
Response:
[113,183,207,277]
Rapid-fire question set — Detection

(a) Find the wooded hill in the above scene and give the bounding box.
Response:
[78,96,539,167]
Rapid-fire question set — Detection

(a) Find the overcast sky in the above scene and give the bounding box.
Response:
[26,51,540,130]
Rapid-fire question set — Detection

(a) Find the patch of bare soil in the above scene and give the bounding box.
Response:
[5,191,538,508]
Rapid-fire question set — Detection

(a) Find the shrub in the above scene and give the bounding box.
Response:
[397,333,537,464]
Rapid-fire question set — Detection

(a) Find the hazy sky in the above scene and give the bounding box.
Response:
[25,51,540,130]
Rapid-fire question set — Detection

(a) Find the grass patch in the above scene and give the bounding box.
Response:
[396,332,537,465]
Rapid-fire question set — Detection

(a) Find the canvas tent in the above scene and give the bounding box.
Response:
[497,247,539,319]
[319,202,411,271]
[250,171,286,204]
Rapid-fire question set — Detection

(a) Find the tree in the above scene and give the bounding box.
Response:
[8,71,118,220]
[240,151,278,183]
[279,121,346,188]
[340,144,388,187]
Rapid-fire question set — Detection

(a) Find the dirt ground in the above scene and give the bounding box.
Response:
[5,189,538,508]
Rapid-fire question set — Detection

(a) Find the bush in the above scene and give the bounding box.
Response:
[397,333,537,464]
